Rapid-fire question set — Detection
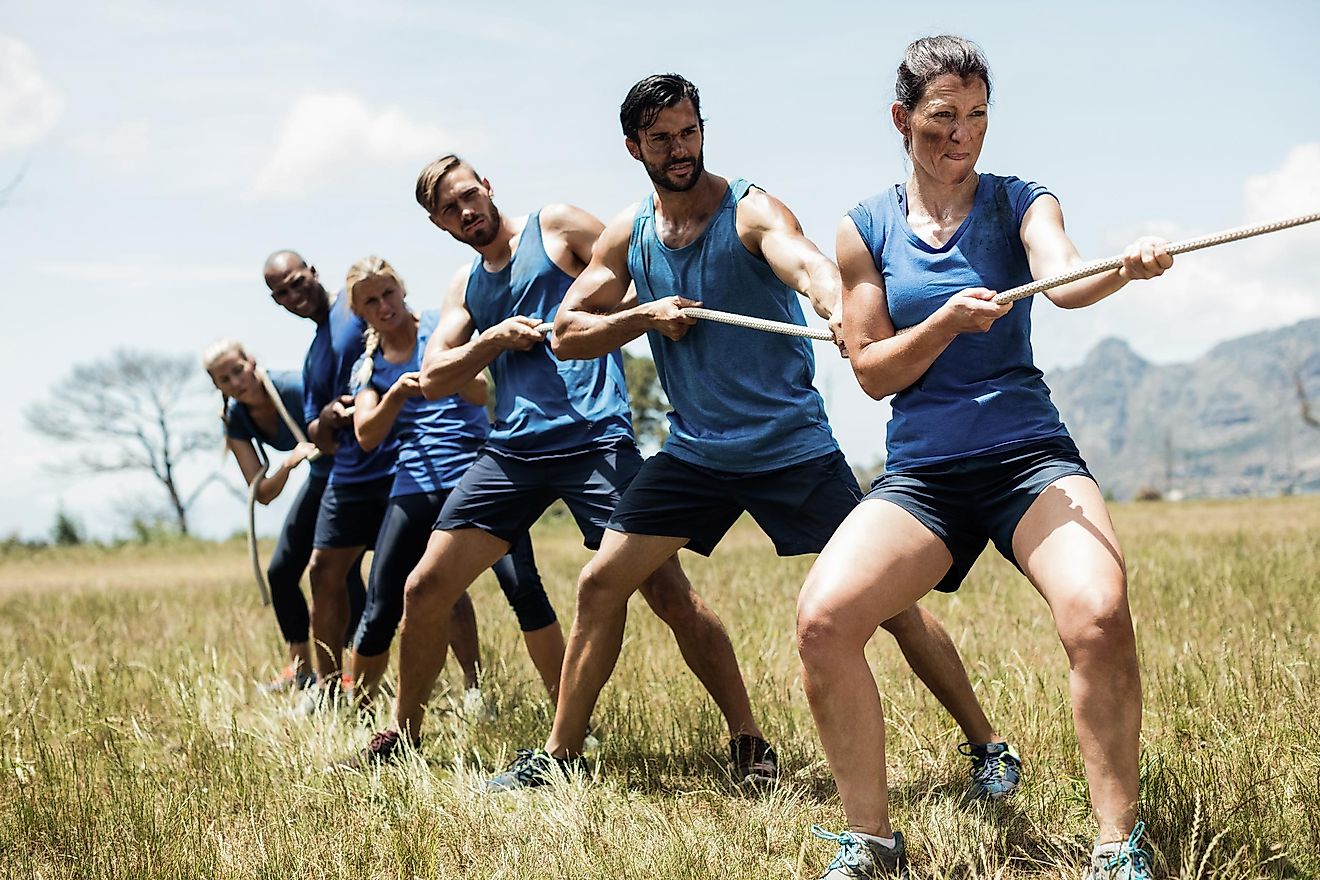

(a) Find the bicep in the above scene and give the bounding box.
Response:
[353,386,382,426]
[562,219,633,313]
[836,218,895,344]
[434,270,478,351]
[1019,195,1081,292]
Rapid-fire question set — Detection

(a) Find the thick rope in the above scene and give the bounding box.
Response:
[533,306,830,341]
[246,366,323,607]
[994,210,1320,304]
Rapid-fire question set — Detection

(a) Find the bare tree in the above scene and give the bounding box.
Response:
[25,349,217,535]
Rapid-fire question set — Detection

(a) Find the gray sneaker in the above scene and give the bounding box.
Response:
[810,826,908,879]
[485,748,588,793]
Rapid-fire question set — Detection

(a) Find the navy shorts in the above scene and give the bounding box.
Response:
[433,440,644,550]
[607,449,861,557]
[312,474,393,550]
[863,435,1094,593]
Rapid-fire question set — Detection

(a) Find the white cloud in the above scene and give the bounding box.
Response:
[0,35,64,150]
[1244,143,1320,221]
[251,93,451,198]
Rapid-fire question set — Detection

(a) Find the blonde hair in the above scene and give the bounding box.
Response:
[415,154,480,215]
[345,256,408,388]
[200,338,253,430]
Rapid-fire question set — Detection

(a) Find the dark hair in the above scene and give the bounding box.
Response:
[619,74,704,141]
[895,35,991,148]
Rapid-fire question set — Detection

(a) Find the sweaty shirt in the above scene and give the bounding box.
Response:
[464,210,633,458]
[627,179,838,473]
[848,173,1069,470]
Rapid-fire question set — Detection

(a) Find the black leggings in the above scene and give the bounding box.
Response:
[267,474,366,644]
[353,490,554,657]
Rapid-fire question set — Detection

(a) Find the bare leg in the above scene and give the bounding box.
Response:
[545,531,688,758]
[393,529,509,741]
[307,545,364,681]
[797,500,951,837]
[287,640,311,674]
[448,591,481,690]
[639,556,763,740]
[521,622,566,700]
[880,604,998,744]
[1014,476,1139,844]
[347,650,390,697]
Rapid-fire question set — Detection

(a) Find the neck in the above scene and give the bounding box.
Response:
[473,213,520,265]
[239,388,275,414]
[309,287,332,325]
[652,170,725,221]
[906,166,979,220]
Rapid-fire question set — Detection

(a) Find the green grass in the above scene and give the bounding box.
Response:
[1,498,1317,879]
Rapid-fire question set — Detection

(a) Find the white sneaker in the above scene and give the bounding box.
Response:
[1088,822,1154,880]
[462,687,495,721]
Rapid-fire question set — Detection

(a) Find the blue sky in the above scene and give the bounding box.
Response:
[4,1,1319,540]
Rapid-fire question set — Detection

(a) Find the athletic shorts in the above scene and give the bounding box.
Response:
[863,435,1094,593]
[312,474,393,550]
[433,440,644,550]
[606,449,862,557]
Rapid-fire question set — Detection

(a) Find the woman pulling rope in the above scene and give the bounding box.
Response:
[202,340,366,695]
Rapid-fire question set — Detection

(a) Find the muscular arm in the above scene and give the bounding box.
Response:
[839,217,1008,400]
[353,383,407,452]
[419,264,542,400]
[1021,196,1171,309]
[736,187,841,321]
[552,205,698,360]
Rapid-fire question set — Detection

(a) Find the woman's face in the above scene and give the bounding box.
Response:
[207,350,260,403]
[895,73,988,186]
[353,276,409,336]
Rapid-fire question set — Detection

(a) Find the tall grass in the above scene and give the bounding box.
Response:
[1,498,1316,878]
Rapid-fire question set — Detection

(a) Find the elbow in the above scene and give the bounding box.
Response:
[549,332,580,360]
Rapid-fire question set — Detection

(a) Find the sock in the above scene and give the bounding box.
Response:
[855,831,897,850]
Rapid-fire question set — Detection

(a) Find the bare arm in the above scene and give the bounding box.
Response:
[227,437,314,505]
[552,205,699,360]
[353,374,423,451]
[839,217,1009,400]
[458,372,488,406]
[419,264,544,400]
[1021,196,1172,309]
[737,187,842,324]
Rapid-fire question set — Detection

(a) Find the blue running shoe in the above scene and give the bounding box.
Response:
[1089,822,1154,880]
[959,740,1022,799]
[809,826,908,879]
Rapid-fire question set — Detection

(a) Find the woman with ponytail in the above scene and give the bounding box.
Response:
[344,257,556,715]
[202,339,367,694]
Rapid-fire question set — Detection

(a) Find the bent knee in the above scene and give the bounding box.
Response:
[796,598,868,661]
[1055,584,1134,655]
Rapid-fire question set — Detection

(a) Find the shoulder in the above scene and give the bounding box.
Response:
[446,262,474,296]
[734,184,800,231]
[987,174,1056,218]
[538,203,604,235]
[601,201,645,249]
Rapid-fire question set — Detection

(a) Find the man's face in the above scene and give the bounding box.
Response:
[264,259,327,319]
[628,99,704,193]
[428,167,501,247]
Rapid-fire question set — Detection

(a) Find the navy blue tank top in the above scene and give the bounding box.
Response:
[627,179,838,472]
[226,369,330,479]
[302,291,397,483]
[464,211,633,457]
[848,173,1069,470]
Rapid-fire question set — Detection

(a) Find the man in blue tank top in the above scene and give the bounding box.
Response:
[263,250,405,710]
[541,74,1018,793]
[349,156,774,775]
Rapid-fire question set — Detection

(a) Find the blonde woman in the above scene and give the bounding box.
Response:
[202,340,365,693]
[342,257,554,718]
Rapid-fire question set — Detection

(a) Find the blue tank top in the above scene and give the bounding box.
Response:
[464,210,633,457]
[302,290,398,484]
[350,311,490,497]
[225,369,330,479]
[627,179,838,472]
[848,173,1069,470]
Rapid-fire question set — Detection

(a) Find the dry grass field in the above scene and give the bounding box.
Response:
[1,498,1317,879]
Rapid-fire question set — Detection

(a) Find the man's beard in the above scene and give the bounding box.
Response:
[644,150,704,193]
[458,204,502,247]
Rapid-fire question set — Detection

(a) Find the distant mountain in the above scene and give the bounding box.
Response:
[1045,319,1320,499]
